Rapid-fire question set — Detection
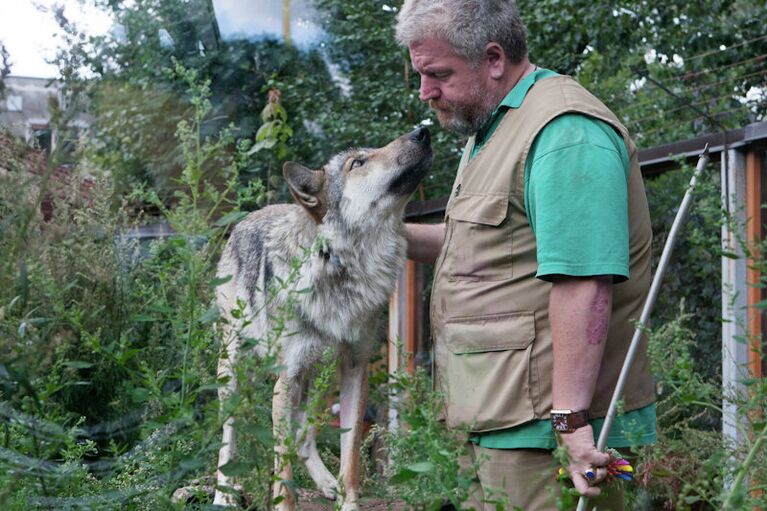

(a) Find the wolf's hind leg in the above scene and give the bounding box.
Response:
[214,333,240,507]
[298,411,338,499]
[338,359,368,511]
[273,373,297,511]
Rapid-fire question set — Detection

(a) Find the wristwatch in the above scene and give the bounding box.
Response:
[550,409,590,433]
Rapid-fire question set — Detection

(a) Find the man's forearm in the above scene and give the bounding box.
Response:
[550,276,613,411]
[405,223,446,264]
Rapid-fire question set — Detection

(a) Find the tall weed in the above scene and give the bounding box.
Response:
[0,60,269,509]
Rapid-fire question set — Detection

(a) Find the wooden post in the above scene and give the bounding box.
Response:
[387,259,422,432]
[745,148,765,509]
[404,260,420,374]
[746,149,764,379]
[722,148,749,448]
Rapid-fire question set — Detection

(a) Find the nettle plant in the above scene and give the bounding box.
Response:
[0,60,280,509]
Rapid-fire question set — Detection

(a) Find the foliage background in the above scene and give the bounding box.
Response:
[0,0,766,509]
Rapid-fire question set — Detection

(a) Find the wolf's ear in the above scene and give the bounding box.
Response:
[283,162,326,222]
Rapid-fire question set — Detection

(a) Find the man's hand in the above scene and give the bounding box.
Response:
[559,425,611,497]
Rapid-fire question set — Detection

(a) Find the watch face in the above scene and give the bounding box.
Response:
[551,413,568,432]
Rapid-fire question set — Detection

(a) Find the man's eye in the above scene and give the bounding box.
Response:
[350,158,365,170]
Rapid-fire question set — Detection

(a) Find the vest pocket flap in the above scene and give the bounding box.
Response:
[445,312,535,354]
[448,192,508,226]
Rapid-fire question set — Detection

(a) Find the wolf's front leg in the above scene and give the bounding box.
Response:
[273,373,297,511]
[338,359,368,511]
[298,411,338,499]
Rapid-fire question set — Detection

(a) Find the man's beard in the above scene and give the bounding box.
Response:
[429,85,495,136]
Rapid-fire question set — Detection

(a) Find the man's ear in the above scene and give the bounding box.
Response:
[485,42,507,80]
[283,161,326,222]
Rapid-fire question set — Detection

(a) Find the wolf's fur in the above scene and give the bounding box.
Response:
[213,128,432,510]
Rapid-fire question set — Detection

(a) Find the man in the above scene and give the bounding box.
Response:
[395,1,656,509]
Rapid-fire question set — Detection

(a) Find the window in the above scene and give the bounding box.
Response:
[5,94,22,112]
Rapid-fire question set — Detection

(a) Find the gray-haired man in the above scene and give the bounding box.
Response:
[396,1,656,509]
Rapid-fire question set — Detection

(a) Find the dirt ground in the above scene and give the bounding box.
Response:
[171,480,408,510]
[297,489,407,511]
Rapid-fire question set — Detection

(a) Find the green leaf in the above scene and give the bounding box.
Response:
[255,121,278,141]
[131,388,149,404]
[219,460,255,477]
[179,456,205,471]
[129,314,155,322]
[390,468,418,484]
[198,305,220,325]
[247,139,277,154]
[151,304,175,315]
[242,423,273,444]
[117,349,140,365]
[63,381,92,387]
[267,364,288,374]
[210,274,233,287]
[214,211,248,228]
[407,461,435,473]
[63,361,94,370]
[197,382,225,392]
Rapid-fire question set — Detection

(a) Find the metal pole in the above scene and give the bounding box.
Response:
[576,144,711,511]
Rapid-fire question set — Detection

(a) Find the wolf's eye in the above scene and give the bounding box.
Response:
[350,158,365,170]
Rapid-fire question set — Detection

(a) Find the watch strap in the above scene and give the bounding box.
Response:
[550,409,590,433]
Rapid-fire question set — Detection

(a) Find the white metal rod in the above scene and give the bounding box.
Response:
[576,144,710,511]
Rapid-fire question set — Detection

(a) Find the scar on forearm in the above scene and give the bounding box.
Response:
[591,283,610,314]
[588,283,611,345]
[587,317,609,345]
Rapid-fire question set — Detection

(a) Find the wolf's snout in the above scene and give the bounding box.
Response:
[408,127,430,145]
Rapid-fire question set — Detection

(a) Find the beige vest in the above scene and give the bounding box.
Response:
[431,76,655,432]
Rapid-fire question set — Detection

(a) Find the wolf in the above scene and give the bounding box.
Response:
[212,127,432,510]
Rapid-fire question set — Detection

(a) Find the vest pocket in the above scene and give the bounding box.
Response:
[444,192,512,281]
[443,311,536,431]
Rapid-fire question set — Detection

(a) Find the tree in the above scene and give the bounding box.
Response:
[0,40,10,100]
[519,0,767,147]
[51,0,336,204]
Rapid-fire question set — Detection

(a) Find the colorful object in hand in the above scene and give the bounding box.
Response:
[608,457,634,482]
[557,451,634,483]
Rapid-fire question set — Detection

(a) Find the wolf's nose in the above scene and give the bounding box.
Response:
[409,127,431,144]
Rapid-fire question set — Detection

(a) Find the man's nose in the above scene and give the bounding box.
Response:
[419,76,439,102]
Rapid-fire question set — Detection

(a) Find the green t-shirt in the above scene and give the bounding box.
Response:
[467,68,656,449]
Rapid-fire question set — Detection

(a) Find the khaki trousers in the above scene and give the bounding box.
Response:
[459,444,625,511]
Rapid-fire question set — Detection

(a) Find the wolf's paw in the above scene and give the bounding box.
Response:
[171,476,215,504]
[212,483,246,508]
[212,492,238,508]
[340,501,360,511]
[318,480,339,500]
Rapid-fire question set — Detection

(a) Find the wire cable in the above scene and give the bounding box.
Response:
[626,90,759,126]
[639,107,743,138]
[621,62,767,115]
[683,33,767,63]
[683,53,767,81]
